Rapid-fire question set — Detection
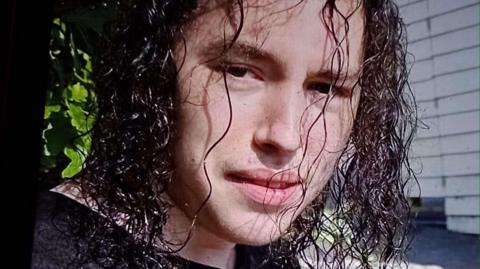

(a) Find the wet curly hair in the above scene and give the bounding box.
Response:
[67,0,417,268]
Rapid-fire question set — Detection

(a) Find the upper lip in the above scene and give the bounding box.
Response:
[226,168,302,189]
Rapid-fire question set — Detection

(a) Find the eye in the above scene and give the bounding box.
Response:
[308,82,332,94]
[224,65,249,78]
[216,62,263,81]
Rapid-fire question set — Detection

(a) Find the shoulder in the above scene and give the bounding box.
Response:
[30,190,176,268]
[31,190,99,269]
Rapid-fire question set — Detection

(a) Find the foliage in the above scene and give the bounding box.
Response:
[41,2,118,182]
[41,18,96,179]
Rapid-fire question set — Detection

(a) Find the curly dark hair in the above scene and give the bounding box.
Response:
[66,0,418,268]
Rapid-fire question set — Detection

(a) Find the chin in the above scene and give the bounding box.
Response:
[227,224,285,246]
[203,202,304,246]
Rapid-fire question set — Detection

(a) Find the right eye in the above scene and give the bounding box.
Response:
[215,62,263,81]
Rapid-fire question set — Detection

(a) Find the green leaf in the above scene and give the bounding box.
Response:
[43,114,76,156]
[53,17,66,32]
[44,104,61,119]
[41,16,99,178]
[79,133,92,154]
[70,131,92,160]
[83,52,92,72]
[67,102,88,132]
[62,147,83,178]
[69,82,88,102]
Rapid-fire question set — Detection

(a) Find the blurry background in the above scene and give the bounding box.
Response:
[400,0,479,235]
[398,0,480,268]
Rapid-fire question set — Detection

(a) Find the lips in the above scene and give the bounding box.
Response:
[226,169,302,206]
[240,178,296,189]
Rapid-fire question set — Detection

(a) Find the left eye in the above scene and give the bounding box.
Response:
[309,82,332,94]
[224,65,249,78]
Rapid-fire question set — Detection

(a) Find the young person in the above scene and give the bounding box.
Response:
[32,0,416,268]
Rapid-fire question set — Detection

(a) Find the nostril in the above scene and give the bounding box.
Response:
[254,131,300,155]
[259,142,280,154]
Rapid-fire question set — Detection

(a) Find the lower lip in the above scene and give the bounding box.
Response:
[229,177,300,207]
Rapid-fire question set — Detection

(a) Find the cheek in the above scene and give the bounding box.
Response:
[303,103,354,154]
[176,71,233,146]
[299,99,355,187]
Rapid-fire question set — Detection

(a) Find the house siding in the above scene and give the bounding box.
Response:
[398,0,480,234]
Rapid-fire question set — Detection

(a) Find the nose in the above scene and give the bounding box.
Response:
[253,88,303,165]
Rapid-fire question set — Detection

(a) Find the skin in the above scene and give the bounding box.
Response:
[163,1,365,268]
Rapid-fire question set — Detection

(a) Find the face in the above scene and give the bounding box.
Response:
[168,0,364,245]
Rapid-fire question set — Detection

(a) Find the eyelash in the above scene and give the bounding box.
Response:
[217,62,262,80]
[308,82,332,95]
[224,65,250,77]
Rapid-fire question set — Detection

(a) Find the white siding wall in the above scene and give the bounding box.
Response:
[398,0,480,234]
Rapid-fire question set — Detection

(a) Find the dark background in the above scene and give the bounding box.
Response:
[1,0,52,267]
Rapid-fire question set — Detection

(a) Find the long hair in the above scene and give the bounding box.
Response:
[69,0,417,268]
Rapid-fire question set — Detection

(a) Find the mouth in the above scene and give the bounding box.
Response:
[226,169,302,207]
[230,175,299,189]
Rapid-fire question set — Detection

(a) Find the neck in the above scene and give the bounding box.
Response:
[163,205,237,269]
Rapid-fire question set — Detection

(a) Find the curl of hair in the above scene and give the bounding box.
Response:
[69,0,417,268]
[73,0,200,267]
[273,1,417,268]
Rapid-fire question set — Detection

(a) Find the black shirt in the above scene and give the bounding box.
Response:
[30,191,285,269]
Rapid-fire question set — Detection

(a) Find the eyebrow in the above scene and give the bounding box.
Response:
[200,39,360,84]
[200,39,281,64]
[309,70,361,86]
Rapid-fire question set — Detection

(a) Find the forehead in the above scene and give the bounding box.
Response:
[183,0,364,76]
